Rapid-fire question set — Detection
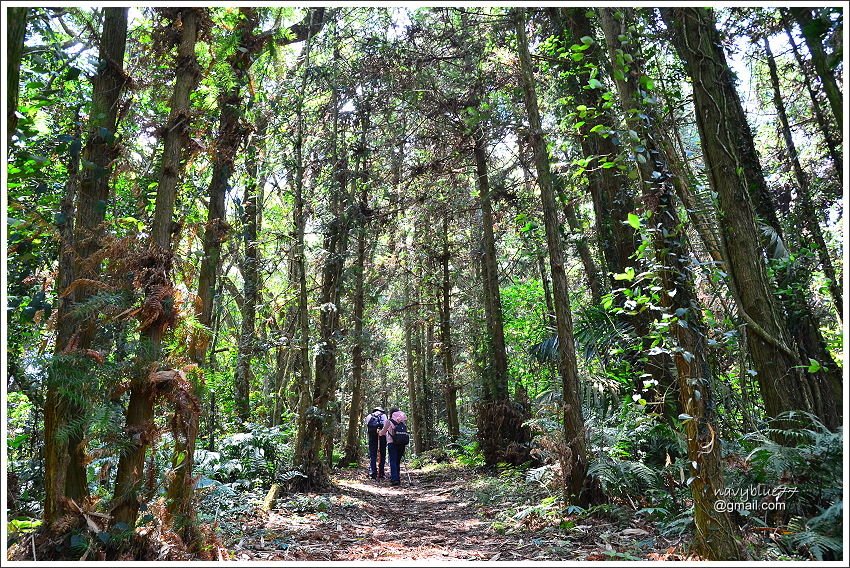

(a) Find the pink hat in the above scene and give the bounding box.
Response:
[392,410,407,422]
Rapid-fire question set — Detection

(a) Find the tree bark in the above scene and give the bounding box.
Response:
[190,8,258,363]
[292,18,319,466]
[661,7,828,430]
[472,126,509,402]
[515,8,588,502]
[439,213,460,440]
[6,7,28,145]
[782,16,842,183]
[788,7,843,128]
[600,9,744,558]
[296,40,352,487]
[552,6,675,408]
[559,183,604,305]
[341,105,372,465]
[764,37,842,320]
[111,7,200,528]
[235,113,269,423]
[43,7,129,527]
[547,8,637,284]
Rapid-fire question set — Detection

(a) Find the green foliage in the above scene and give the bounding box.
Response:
[784,507,843,561]
[743,412,841,505]
[195,423,293,488]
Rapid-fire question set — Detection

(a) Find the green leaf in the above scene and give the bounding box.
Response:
[613,267,636,281]
[580,35,595,46]
[97,126,115,144]
[587,78,604,90]
[639,75,655,91]
[627,212,641,229]
[807,358,822,373]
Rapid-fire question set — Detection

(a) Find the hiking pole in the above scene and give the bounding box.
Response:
[402,451,412,486]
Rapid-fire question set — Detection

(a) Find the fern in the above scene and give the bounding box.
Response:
[588,454,662,499]
[69,291,132,322]
[785,514,843,561]
[572,304,637,366]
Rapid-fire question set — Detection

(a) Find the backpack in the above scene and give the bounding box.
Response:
[367,413,384,435]
[390,418,410,447]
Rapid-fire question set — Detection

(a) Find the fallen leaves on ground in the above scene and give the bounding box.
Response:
[214,462,691,561]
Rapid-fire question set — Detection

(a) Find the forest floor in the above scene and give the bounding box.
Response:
[223,460,691,562]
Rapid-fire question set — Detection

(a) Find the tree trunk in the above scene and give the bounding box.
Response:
[404,269,423,455]
[191,8,327,364]
[6,7,28,145]
[111,8,200,528]
[292,25,317,468]
[782,16,842,182]
[515,8,587,502]
[439,214,460,440]
[551,7,675,403]
[547,8,637,284]
[763,37,842,320]
[43,7,129,527]
[599,9,744,558]
[788,7,843,127]
[296,47,352,487]
[661,7,826,430]
[472,126,509,402]
[235,113,269,423]
[190,8,259,364]
[559,184,603,305]
[341,105,371,466]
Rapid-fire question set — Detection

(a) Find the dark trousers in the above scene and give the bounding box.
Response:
[368,434,386,478]
[387,442,406,483]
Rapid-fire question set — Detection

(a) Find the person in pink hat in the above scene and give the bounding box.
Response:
[378,408,409,486]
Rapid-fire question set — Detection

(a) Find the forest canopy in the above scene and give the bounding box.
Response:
[4,3,846,563]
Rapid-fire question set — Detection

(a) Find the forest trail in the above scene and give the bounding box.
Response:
[229,463,567,561]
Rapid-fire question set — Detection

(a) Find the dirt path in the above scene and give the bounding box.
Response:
[229,463,563,561]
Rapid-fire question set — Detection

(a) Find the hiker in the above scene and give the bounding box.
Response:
[378,407,409,486]
[364,406,387,480]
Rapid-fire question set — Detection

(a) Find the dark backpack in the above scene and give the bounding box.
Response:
[367,413,384,436]
[390,418,410,447]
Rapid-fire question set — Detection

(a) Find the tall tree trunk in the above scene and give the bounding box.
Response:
[537,253,556,326]
[552,7,675,406]
[515,8,587,502]
[472,126,509,401]
[235,113,269,423]
[547,8,637,284]
[296,42,352,487]
[191,8,327,364]
[788,7,843,127]
[341,105,371,465]
[404,268,424,454]
[111,8,200,528]
[6,7,28,145]
[43,7,129,527]
[424,318,436,438]
[764,37,842,320]
[190,8,259,364]
[782,16,842,182]
[292,25,317,468]
[559,183,604,305]
[439,213,460,440]
[599,9,744,558]
[661,7,828,430]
